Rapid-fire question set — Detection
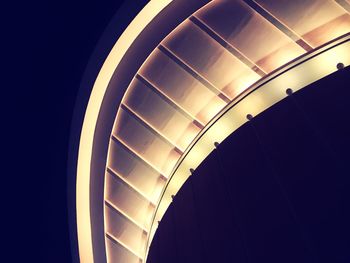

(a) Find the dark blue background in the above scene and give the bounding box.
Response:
[9,1,146,262]
[6,1,350,262]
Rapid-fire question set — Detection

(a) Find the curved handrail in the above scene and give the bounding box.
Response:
[145,33,350,260]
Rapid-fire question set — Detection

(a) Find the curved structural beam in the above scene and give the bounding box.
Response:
[145,34,350,259]
[76,1,173,262]
[74,0,350,262]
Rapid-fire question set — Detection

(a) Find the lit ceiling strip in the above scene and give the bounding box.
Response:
[105,200,148,233]
[189,15,267,76]
[120,103,183,153]
[157,44,232,102]
[104,0,350,260]
[134,74,204,127]
[145,34,350,260]
[76,1,173,262]
[76,0,350,262]
[243,0,313,51]
[106,232,143,260]
[106,167,156,206]
[330,0,350,14]
[111,135,166,178]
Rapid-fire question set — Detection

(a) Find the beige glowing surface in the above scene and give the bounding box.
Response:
[76,1,172,262]
[75,0,350,262]
[146,36,350,259]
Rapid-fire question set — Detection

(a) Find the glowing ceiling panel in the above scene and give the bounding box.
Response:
[256,0,350,47]
[76,0,350,262]
[104,0,350,260]
[194,0,307,72]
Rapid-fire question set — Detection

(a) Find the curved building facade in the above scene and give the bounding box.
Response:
[69,1,350,262]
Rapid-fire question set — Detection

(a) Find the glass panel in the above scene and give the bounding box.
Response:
[124,78,201,151]
[105,205,147,256]
[105,172,154,228]
[163,20,260,99]
[139,49,226,124]
[113,108,181,176]
[195,0,305,72]
[108,140,165,203]
[256,0,350,47]
[105,237,141,263]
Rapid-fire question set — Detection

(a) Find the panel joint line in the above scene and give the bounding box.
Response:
[158,44,231,103]
[135,74,205,128]
[335,0,350,13]
[243,0,313,51]
[189,15,266,77]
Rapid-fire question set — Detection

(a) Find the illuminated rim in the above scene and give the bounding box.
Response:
[76,1,173,262]
[74,0,350,262]
[145,34,350,259]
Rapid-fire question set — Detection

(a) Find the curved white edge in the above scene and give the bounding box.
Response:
[76,1,173,262]
[145,35,350,260]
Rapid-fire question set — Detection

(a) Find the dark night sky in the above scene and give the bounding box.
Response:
[33,2,121,262]
[9,1,141,262]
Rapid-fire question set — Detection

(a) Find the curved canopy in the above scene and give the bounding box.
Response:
[76,1,350,262]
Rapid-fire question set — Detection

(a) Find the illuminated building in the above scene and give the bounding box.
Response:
[68,1,350,262]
